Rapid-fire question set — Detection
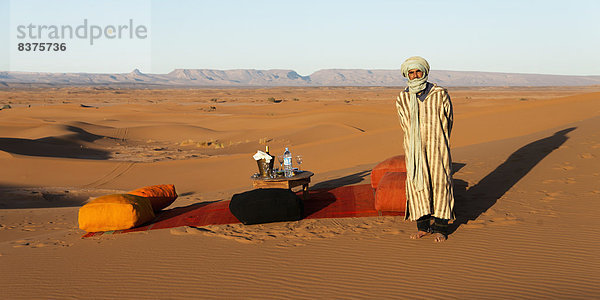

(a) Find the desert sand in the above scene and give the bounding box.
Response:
[0,85,599,298]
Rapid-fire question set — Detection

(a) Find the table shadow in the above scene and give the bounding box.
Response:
[311,170,371,190]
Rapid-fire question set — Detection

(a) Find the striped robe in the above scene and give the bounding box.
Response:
[396,83,455,221]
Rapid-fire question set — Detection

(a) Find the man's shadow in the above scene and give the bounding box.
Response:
[449,127,576,234]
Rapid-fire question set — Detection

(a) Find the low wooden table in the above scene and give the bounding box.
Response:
[251,171,314,200]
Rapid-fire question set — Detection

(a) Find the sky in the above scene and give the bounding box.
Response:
[1,0,599,76]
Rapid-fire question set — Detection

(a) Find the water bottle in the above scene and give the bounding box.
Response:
[283,147,293,177]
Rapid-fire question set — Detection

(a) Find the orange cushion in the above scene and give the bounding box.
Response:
[371,155,406,189]
[78,194,155,232]
[374,172,407,212]
[128,184,178,213]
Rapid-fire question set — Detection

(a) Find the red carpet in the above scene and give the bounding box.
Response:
[82,184,404,238]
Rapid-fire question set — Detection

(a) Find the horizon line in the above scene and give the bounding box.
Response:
[3,68,600,77]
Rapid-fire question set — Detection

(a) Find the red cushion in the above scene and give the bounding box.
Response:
[371,155,406,189]
[128,184,178,213]
[374,172,407,212]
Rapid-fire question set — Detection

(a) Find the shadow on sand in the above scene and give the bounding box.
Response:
[0,184,96,209]
[0,125,111,159]
[311,170,371,190]
[449,127,576,234]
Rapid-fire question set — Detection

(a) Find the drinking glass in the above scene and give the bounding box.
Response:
[277,155,284,171]
[295,155,303,171]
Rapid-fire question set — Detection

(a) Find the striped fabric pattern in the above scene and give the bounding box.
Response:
[396,84,455,221]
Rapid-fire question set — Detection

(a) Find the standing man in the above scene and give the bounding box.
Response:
[395,56,455,242]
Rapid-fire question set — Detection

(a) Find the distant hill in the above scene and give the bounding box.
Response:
[1,68,599,87]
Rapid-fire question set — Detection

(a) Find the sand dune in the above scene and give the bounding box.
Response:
[0,86,599,298]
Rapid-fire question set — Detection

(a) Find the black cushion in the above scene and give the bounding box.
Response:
[229,188,304,225]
